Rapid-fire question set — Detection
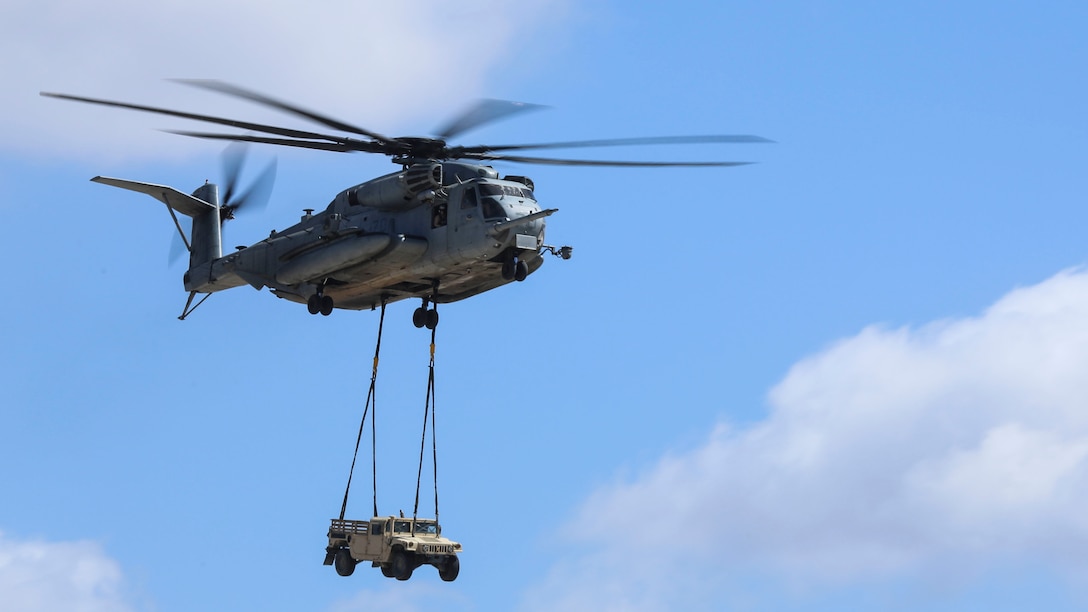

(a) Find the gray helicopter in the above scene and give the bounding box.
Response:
[42,81,768,325]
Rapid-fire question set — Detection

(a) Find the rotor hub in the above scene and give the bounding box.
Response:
[391,137,449,161]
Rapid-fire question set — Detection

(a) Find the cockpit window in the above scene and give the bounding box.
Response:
[460,187,478,209]
[481,198,505,220]
[480,183,534,200]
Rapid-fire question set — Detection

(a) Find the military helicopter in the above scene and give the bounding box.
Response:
[41,81,768,325]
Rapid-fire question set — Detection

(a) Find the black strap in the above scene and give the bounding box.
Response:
[413,306,440,527]
[340,301,386,520]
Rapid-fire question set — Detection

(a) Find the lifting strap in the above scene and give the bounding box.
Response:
[413,305,440,529]
[339,301,386,520]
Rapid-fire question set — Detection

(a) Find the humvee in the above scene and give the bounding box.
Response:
[324,516,462,581]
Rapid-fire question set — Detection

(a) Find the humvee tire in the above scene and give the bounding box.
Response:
[334,549,356,577]
[439,555,460,582]
[391,550,413,581]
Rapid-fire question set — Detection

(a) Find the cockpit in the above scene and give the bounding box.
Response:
[475,181,536,221]
[438,176,539,230]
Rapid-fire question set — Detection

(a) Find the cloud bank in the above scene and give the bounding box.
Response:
[0,532,137,612]
[4,0,565,162]
[524,268,1088,610]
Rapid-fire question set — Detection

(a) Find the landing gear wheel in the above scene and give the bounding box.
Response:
[391,550,413,581]
[501,258,516,280]
[334,549,356,577]
[438,555,460,582]
[425,309,439,330]
[413,307,427,328]
[514,259,529,282]
[319,295,334,316]
[307,294,320,315]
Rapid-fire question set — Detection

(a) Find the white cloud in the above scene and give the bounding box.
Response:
[0,532,138,612]
[4,0,567,163]
[522,268,1088,610]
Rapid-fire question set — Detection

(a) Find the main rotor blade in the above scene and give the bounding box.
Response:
[436,99,547,141]
[457,134,774,155]
[40,91,354,145]
[165,130,375,153]
[174,79,394,144]
[462,153,754,167]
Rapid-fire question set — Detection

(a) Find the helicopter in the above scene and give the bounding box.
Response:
[41,80,769,326]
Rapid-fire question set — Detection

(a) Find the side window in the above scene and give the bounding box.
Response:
[460,187,478,209]
[481,198,505,220]
[431,203,447,228]
[370,521,383,535]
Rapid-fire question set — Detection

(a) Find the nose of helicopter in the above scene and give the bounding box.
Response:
[488,206,557,251]
[519,213,544,237]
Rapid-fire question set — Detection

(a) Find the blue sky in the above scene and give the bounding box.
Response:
[3,1,1088,610]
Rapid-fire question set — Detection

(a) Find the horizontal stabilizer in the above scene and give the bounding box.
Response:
[92,176,215,218]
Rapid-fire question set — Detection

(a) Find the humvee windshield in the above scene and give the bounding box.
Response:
[392,520,439,534]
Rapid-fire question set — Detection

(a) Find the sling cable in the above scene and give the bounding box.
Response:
[325,301,461,582]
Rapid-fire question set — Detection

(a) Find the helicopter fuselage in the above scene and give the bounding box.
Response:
[184,161,556,312]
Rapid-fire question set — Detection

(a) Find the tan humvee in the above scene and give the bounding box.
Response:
[324,516,462,581]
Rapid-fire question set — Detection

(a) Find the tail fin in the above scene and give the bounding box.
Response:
[91,176,223,268]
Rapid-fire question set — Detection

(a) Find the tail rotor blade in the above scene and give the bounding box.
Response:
[217,142,276,226]
[168,229,188,266]
[231,158,277,214]
[221,142,247,207]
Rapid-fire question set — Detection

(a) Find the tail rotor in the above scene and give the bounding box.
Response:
[169,143,276,266]
[219,142,277,226]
